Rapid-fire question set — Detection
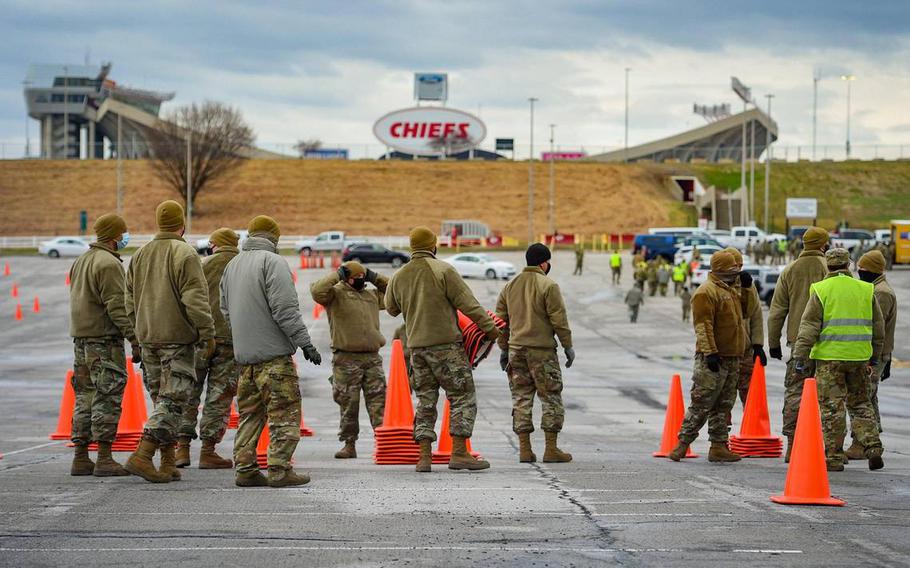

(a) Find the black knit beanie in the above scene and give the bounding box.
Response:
[526,243,552,266]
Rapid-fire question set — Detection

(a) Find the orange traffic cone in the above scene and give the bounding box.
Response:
[432,399,481,464]
[730,358,783,457]
[227,400,239,429]
[300,408,314,437]
[300,254,306,270]
[65,271,71,286]
[3,262,9,276]
[312,303,324,320]
[318,253,325,269]
[14,303,23,321]
[11,282,18,298]
[83,357,148,451]
[653,374,698,458]
[32,296,41,313]
[49,370,76,440]
[770,378,845,506]
[374,339,420,464]
[256,423,270,469]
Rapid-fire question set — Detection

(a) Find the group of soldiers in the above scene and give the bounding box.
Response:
[746,238,795,265]
[669,226,896,472]
[623,255,692,323]
[68,202,577,487]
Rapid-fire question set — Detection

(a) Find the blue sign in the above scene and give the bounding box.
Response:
[303,148,349,160]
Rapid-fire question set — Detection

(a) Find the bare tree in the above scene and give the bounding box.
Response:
[294,139,322,158]
[147,101,255,210]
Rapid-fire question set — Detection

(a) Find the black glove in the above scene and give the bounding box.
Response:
[753,344,767,367]
[365,268,379,284]
[794,359,809,374]
[336,265,349,281]
[882,360,891,381]
[706,353,721,372]
[130,342,142,365]
[739,271,753,288]
[500,350,509,371]
[564,347,576,368]
[769,346,783,360]
[302,345,322,365]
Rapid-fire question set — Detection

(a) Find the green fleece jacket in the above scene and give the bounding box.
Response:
[125,232,214,345]
[69,243,135,342]
[310,271,389,353]
[495,266,572,350]
[203,246,239,341]
[385,251,499,349]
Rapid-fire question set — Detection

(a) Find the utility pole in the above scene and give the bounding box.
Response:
[116,113,123,214]
[812,70,820,161]
[548,124,556,234]
[186,131,193,234]
[741,99,748,225]
[624,67,630,162]
[749,116,756,225]
[62,65,69,159]
[22,80,31,157]
[527,97,538,244]
[764,94,774,233]
[841,74,855,159]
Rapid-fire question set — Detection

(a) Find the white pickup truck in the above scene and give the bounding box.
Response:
[294,231,354,254]
[720,226,788,251]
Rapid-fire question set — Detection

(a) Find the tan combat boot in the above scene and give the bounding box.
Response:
[159,444,181,481]
[449,436,490,470]
[844,440,866,461]
[867,447,884,471]
[70,442,95,476]
[826,458,845,472]
[175,437,192,468]
[708,442,742,463]
[93,441,129,477]
[267,466,311,487]
[334,440,357,459]
[124,437,171,483]
[518,432,536,463]
[668,442,689,462]
[235,470,268,487]
[542,432,572,463]
[199,439,233,469]
[416,439,432,473]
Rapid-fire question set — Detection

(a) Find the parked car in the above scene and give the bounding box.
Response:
[742,265,781,305]
[874,229,892,244]
[705,229,731,240]
[444,253,516,280]
[720,226,788,250]
[788,226,811,242]
[38,236,90,258]
[633,234,677,261]
[830,228,876,252]
[674,244,723,265]
[196,230,248,255]
[295,231,358,255]
[342,243,409,267]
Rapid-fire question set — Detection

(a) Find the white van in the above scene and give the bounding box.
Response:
[648,227,704,236]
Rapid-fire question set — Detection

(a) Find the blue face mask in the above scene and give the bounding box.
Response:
[116,232,131,250]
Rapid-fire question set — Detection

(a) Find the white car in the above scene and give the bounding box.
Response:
[38,236,90,258]
[444,253,516,280]
[196,230,248,255]
[674,244,723,265]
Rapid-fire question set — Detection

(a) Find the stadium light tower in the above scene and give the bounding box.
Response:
[624,67,630,162]
[841,74,855,159]
[812,69,820,160]
[528,97,538,244]
[764,94,774,233]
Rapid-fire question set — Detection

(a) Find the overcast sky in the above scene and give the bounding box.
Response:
[2,0,909,158]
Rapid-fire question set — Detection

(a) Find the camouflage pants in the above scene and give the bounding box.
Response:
[782,357,815,438]
[816,360,882,461]
[411,342,476,442]
[611,267,621,285]
[628,305,640,323]
[179,341,238,443]
[682,305,690,322]
[142,344,196,445]
[506,347,564,434]
[71,336,128,444]
[574,262,583,275]
[331,351,386,442]
[647,281,657,296]
[678,354,740,444]
[673,281,683,296]
[233,355,301,474]
[658,283,668,296]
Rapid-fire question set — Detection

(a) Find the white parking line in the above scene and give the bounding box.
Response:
[0,511,734,518]
[0,442,60,456]
[0,545,802,554]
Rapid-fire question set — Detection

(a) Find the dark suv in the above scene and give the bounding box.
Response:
[343,243,410,267]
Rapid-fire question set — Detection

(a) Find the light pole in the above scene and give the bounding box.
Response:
[732,77,751,226]
[527,97,538,244]
[764,94,774,232]
[812,70,820,160]
[62,65,69,159]
[624,67,630,162]
[548,124,556,234]
[841,74,855,159]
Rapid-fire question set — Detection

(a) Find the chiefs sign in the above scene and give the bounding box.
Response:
[373,107,486,157]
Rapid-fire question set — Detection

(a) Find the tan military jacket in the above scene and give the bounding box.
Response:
[69,243,135,342]
[495,266,572,351]
[126,232,214,345]
[767,250,827,349]
[873,274,896,357]
[202,246,238,341]
[692,274,745,356]
[385,251,499,349]
[736,281,764,346]
[311,271,389,353]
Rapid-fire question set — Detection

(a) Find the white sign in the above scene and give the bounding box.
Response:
[414,73,448,102]
[373,107,486,157]
[786,198,818,219]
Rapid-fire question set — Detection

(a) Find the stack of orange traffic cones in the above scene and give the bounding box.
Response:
[432,399,482,464]
[256,424,270,469]
[653,374,698,458]
[69,358,148,452]
[770,378,845,506]
[49,371,76,440]
[730,358,783,457]
[374,340,420,464]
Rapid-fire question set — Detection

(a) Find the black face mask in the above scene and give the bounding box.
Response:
[543,262,551,275]
[858,270,878,283]
[351,278,366,290]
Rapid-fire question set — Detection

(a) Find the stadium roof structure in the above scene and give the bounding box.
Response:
[586,107,778,163]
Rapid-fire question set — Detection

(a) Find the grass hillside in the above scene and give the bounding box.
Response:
[0,160,680,237]
[687,161,910,231]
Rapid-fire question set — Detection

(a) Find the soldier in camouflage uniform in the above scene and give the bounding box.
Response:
[573,244,584,276]
[496,243,575,463]
[646,259,659,296]
[68,213,137,477]
[220,215,321,488]
[792,248,885,471]
[386,226,500,473]
[124,201,215,484]
[311,260,389,459]
[669,251,745,463]
[723,248,766,406]
[176,228,241,470]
